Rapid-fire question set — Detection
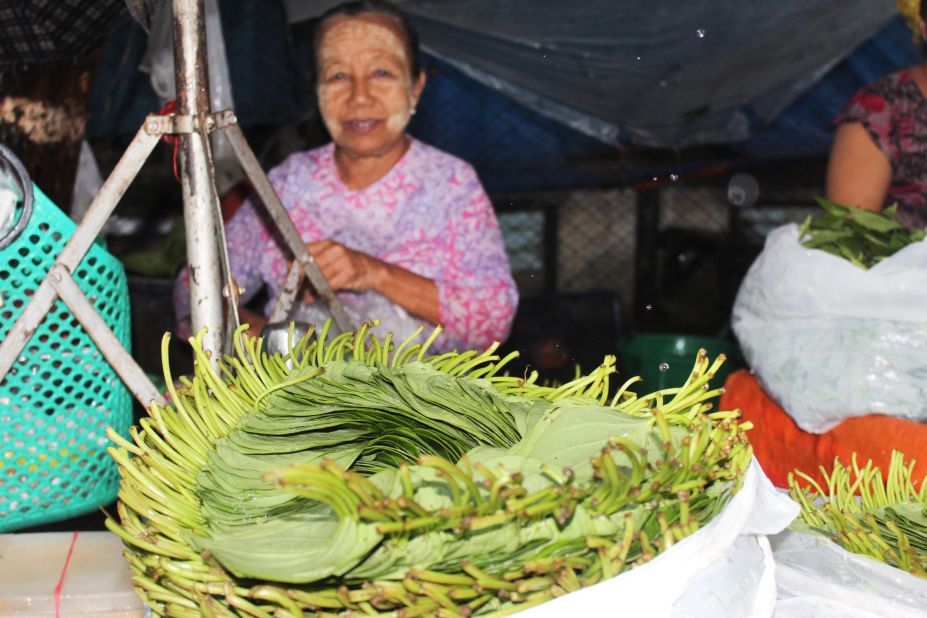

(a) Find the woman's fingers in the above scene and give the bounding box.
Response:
[307,239,371,290]
[307,239,344,273]
[309,240,352,286]
[307,239,335,256]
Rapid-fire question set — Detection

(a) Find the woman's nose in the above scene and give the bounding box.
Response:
[349,78,372,106]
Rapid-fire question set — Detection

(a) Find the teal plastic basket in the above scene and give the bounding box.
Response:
[0,180,132,532]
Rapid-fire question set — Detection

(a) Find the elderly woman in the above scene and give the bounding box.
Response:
[825,0,927,229]
[173,0,518,352]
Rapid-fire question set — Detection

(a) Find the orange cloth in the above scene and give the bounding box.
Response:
[720,369,927,489]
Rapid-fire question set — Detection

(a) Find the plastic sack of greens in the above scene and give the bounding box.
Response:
[771,530,927,618]
[731,222,927,433]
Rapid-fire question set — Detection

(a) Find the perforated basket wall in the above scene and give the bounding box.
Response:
[0,184,132,532]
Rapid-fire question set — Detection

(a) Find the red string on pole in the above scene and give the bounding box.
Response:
[157,99,181,182]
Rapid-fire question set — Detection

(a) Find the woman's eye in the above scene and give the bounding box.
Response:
[329,71,347,82]
[373,69,393,78]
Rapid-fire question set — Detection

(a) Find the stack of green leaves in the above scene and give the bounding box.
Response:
[798,199,926,269]
[106,321,753,617]
[788,451,927,578]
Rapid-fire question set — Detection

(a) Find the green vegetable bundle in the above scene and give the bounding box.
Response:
[798,198,926,269]
[106,321,752,617]
[788,451,927,578]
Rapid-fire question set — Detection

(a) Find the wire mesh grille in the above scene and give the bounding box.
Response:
[491,163,827,362]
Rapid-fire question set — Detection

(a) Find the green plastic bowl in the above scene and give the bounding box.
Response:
[616,334,743,393]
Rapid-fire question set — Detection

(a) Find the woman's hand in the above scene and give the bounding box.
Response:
[308,238,440,325]
[308,239,386,292]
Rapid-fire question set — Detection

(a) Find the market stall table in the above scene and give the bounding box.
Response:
[0,531,143,617]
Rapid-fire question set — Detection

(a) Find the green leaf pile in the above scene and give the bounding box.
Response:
[107,321,753,617]
[788,451,927,578]
[798,199,925,269]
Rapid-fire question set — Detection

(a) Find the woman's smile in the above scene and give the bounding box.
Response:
[343,118,384,133]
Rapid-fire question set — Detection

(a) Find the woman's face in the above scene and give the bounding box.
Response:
[316,14,424,160]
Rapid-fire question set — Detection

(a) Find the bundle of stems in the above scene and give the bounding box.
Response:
[789,451,927,578]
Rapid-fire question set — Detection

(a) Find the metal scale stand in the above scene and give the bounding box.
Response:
[0,0,351,408]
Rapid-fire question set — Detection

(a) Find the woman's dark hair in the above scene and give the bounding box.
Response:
[313,0,422,79]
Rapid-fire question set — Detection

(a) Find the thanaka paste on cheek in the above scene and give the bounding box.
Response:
[318,85,341,140]
[386,107,411,134]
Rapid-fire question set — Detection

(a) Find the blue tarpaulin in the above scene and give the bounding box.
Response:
[739,15,922,161]
[409,15,923,191]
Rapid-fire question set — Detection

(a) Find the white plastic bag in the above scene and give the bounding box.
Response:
[520,459,799,617]
[732,223,927,433]
[0,176,17,238]
[772,529,927,618]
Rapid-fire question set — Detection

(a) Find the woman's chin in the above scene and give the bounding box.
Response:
[336,135,406,160]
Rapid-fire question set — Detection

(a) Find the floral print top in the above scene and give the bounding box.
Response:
[835,68,927,229]
[173,138,518,353]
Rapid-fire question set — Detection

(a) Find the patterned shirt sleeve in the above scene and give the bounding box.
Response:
[436,163,519,351]
[834,81,897,165]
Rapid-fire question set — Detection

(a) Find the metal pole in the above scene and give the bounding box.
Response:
[172,0,226,357]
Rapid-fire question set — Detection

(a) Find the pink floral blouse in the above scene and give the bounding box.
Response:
[173,138,518,353]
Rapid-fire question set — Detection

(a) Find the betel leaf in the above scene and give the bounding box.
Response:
[197,439,364,530]
[836,243,866,269]
[798,215,812,238]
[465,447,565,492]
[191,516,383,583]
[511,403,678,475]
[882,502,927,546]
[800,198,925,269]
[815,198,852,216]
[814,213,846,229]
[859,231,891,249]
[848,207,903,233]
[800,229,853,247]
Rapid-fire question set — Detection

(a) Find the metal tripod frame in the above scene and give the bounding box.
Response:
[0,0,351,408]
